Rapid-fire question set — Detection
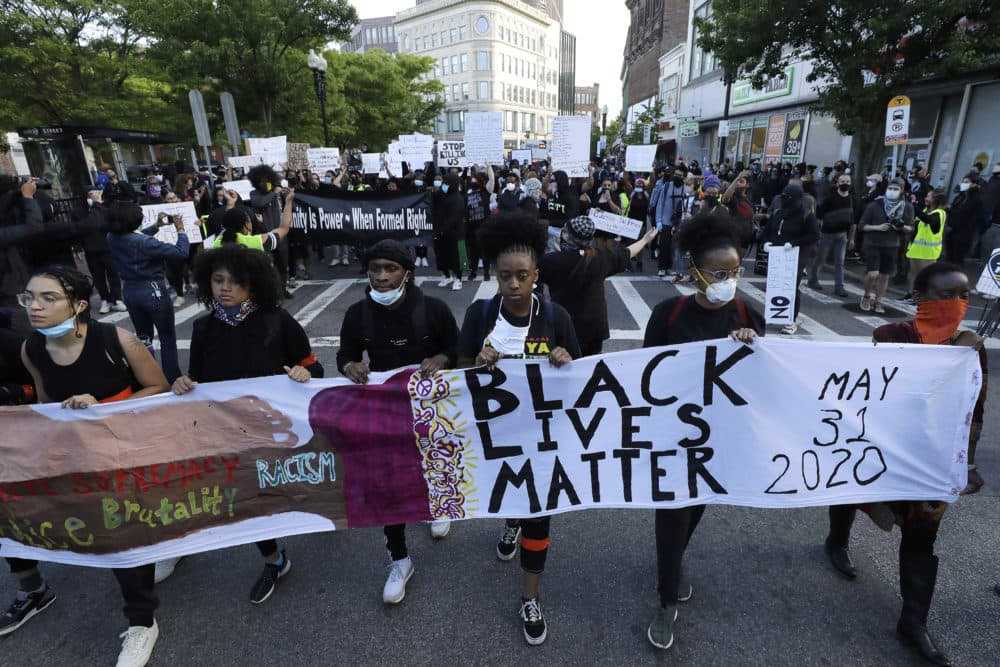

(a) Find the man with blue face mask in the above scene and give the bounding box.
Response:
[336,239,459,604]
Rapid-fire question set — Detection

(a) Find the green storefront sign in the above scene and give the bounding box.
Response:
[731,67,795,107]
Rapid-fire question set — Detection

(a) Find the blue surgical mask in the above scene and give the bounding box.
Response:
[368,277,408,307]
[441,184,450,193]
[36,314,76,338]
[322,177,332,185]
[414,179,424,187]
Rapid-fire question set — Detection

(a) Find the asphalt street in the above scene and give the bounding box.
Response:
[3,254,999,666]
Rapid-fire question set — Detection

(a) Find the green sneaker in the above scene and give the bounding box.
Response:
[647,605,678,649]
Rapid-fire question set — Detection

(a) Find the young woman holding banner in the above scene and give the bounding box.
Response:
[457,212,580,646]
[823,262,986,667]
[4,266,169,667]
[641,212,764,650]
[170,244,323,605]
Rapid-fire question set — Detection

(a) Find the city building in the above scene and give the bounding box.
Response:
[621,0,690,135]
[559,29,577,117]
[522,0,564,23]
[395,0,574,149]
[575,83,601,127]
[341,16,399,54]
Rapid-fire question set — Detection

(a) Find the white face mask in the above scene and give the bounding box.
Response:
[704,278,738,304]
[959,182,971,192]
[866,180,875,188]
[505,182,516,191]
[885,189,901,201]
[368,276,407,307]
[433,180,442,188]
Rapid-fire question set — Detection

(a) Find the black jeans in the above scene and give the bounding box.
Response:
[657,227,674,272]
[6,558,157,626]
[85,251,122,302]
[655,505,706,606]
[384,524,407,561]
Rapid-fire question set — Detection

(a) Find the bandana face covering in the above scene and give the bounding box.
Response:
[914,299,967,344]
[211,299,258,326]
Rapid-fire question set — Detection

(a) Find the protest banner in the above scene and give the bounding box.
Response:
[289,189,432,243]
[226,179,254,202]
[246,136,287,165]
[438,141,468,168]
[764,244,800,324]
[550,116,591,177]
[589,208,643,239]
[511,149,533,165]
[286,143,310,171]
[306,148,341,173]
[464,112,504,164]
[625,145,657,172]
[0,340,978,568]
[141,201,203,243]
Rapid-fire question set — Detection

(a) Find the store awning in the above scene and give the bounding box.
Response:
[18,125,185,145]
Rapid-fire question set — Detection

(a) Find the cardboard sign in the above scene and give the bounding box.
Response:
[625,145,657,172]
[437,141,468,168]
[464,112,504,164]
[141,201,203,244]
[589,208,643,239]
[307,148,341,173]
[764,244,799,324]
[550,115,591,177]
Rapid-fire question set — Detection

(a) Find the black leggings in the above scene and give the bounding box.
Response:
[655,505,706,606]
[384,524,407,561]
[520,517,551,574]
[6,557,157,626]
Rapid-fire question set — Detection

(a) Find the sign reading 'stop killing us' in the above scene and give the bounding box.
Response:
[290,190,432,243]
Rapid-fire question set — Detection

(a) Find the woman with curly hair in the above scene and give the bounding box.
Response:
[456,211,580,646]
[642,212,763,650]
[169,244,323,603]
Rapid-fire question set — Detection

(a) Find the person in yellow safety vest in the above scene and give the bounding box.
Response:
[905,188,947,301]
[214,189,295,252]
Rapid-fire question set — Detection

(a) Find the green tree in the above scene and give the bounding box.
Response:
[623,99,664,146]
[696,2,999,168]
[0,0,189,135]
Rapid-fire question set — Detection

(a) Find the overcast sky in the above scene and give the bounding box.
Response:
[346,0,630,118]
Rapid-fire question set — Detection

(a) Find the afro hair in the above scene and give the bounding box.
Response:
[674,211,744,266]
[476,211,548,264]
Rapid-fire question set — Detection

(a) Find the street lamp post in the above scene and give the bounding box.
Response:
[307,49,330,148]
[718,69,735,165]
[601,104,608,133]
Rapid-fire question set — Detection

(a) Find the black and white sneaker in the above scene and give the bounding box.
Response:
[496,524,521,561]
[249,551,291,604]
[0,585,56,636]
[520,597,547,646]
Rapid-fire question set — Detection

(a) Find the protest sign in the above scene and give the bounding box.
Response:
[227,155,267,170]
[361,153,384,175]
[141,201,203,243]
[226,179,254,202]
[550,116,591,177]
[589,208,643,239]
[625,145,657,172]
[306,148,341,173]
[246,136,287,165]
[398,134,434,169]
[975,248,1000,298]
[764,244,799,324]
[387,142,403,176]
[289,189,432,243]
[286,143,310,171]
[464,112,504,164]
[438,141,468,168]
[511,149,533,166]
[0,339,977,568]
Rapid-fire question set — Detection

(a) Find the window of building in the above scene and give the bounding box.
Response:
[462,82,470,100]
[451,84,459,102]
[441,30,447,44]
[460,53,468,72]
[431,32,438,47]
[690,2,719,79]
[450,55,458,73]
[450,28,457,43]
[442,57,449,75]
[531,90,536,106]
[660,74,679,113]
[477,81,491,100]
[459,25,466,41]
[448,111,464,132]
[476,50,491,71]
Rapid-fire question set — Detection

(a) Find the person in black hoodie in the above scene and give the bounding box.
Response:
[248,165,293,297]
[465,173,492,281]
[170,244,322,604]
[431,172,466,291]
[945,173,986,264]
[75,187,126,314]
[336,240,459,605]
[808,172,856,297]
[762,183,821,334]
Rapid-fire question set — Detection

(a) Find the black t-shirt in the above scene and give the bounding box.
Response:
[189,308,316,382]
[541,189,580,228]
[643,296,765,347]
[337,286,459,373]
[539,246,629,344]
[817,192,854,234]
[25,322,132,402]
[458,295,581,361]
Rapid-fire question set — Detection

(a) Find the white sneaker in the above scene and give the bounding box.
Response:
[172,296,184,308]
[383,557,414,604]
[341,257,350,266]
[429,520,451,539]
[657,270,666,277]
[421,257,430,267]
[451,279,463,291]
[99,301,111,314]
[113,301,128,312]
[478,260,484,268]
[328,258,339,268]
[780,321,799,335]
[116,620,159,667]
[153,557,182,584]
[437,277,453,287]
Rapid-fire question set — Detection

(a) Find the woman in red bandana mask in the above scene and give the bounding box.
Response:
[823,262,986,667]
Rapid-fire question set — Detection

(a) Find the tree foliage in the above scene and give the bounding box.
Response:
[623,99,664,146]
[696,1,1000,165]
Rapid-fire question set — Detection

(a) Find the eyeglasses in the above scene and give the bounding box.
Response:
[693,265,744,282]
[17,291,68,309]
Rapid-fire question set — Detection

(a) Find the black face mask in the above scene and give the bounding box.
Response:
[838,184,850,193]
[704,195,719,207]
[673,177,684,187]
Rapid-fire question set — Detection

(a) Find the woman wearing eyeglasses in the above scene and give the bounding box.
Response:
[5,265,169,667]
[641,212,764,650]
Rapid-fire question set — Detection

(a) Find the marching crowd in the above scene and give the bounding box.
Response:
[0,151,996,667]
